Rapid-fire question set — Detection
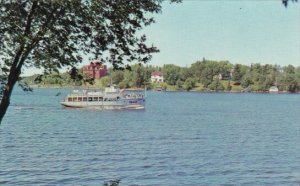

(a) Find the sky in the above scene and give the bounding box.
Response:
[24,0,299,75]
[143,0,300,67]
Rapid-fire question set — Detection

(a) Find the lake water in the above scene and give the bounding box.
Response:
[1,88,300,185]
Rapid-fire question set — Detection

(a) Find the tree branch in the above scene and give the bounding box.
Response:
[16,5,66,71]
[24,0,38,37]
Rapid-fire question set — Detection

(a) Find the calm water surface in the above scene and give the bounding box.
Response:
[1,88,300,185]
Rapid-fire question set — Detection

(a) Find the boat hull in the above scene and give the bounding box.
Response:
[60,98,145,110]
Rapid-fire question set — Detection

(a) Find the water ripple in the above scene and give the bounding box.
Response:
[1,90,300,185]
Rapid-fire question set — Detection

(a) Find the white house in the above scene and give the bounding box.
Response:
[151,71,164,83]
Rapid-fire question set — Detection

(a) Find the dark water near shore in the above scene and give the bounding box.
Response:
[1,88,300,185]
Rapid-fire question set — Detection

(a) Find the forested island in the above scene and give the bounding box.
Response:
[22,59,300,93]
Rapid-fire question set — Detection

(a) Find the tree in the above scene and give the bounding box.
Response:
[183,78,196,91]
[296,67,300,81]
[190,59,231,88]
[285,74,299,92]
[100,76,112,88]
[208,78,224,91]
[82,73,95,86]
[0,0,180,124]
[121,69,135,88]
[176,79,184,89]
[277,74,299,92]
[283,64,295,74]
[200,67,213,88]
[232,64,243,84]
[256,75,274,91]
[111,70,124,85]
[179,67,193,82]
[132,64,146,88]
[162,64,181,85]
[69,67,83,86]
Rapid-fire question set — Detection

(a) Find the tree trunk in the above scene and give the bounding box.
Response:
[0,1,39,124]
[0,69,20,124]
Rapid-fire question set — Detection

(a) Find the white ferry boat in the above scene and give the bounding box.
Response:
[60,85,145,110]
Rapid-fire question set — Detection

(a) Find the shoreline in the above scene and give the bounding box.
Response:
[29,84,300,94]
[164,90,300,94]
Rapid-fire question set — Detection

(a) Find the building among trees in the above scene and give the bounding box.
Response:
[269,86,279,93]
[82,60,107,80]
[218,72,232,80]
[151,71,164,83]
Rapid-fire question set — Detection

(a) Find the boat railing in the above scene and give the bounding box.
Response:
[124,93,144,99]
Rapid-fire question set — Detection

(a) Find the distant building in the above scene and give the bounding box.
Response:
[218,71,231,80]
[82,60,107,79]
[269,86,279,93]
[151,71,164,83]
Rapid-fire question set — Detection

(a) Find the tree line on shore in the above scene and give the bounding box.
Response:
[23,59,300,92]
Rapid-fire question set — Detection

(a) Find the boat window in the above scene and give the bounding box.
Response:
[68,98,72,102]
[83,97,87,101]
[99,97,103,101]
[104,98,108,101]
[78,97,82,102]
[93,97,98,101]
[88,97,93,101]
[72,97,78,102]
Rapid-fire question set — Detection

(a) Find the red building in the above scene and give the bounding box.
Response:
[82,60,107,79]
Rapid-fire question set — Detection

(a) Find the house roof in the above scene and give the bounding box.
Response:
[151,71,163,77]
[82,60,106,68]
